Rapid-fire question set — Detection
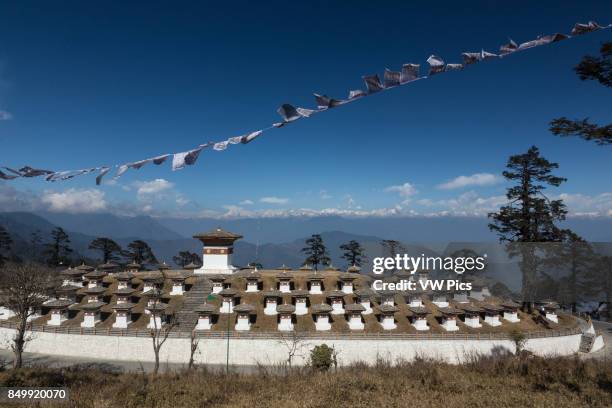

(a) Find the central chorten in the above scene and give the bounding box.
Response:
[192,227,243,275]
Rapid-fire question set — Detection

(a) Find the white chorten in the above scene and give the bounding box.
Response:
[263,290,281,315]
[409,307,429,331]
[195,304,216,330]
[234,304,253,331]
[277,304,295,331]
[502,301,521,323]
[483,305,502,327]
[112,303,136,329]
[193,228,242,275]
[291,290,309,315]
[440,307,461,332]
[327,291,345,315]
[462,305,482,328]
[346,304,365,330]
[312,304,333,331]
[380,305,398,330]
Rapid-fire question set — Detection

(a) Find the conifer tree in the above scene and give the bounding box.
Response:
[380,240,406,273]
[340,240,366,268]
[302,234,330,271]
[124,240,158,267]
[44,227,73,266]
[89,237,123,263]
[548,232,599,312]
[550,42,611,145]
[488,146,572,311]
[173,250,201,268]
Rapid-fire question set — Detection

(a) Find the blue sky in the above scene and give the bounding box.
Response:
[0,1,611,218]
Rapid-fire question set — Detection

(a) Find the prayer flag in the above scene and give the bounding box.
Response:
[383,69,401,88]
[400,63,420,83]
[426,55,445,75]
[363,74,384,93]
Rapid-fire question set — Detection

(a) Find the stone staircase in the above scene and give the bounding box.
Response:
[176,276,213,330]
[579,333,596,353]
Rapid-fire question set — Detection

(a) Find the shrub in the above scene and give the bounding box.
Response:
[309,344,335,371]
[509,330,527,355]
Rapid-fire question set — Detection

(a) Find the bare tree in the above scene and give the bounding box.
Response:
[147,270,178,375]
[277,330,308,369]
[188,330,200,370]
[0,262,54,368]
[331,345,340,371]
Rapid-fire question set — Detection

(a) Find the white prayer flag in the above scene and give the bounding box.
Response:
[48,168,96,182]
[313,93,345,108]
[172,147,203,171]
[480,50,498,60]
[96,167,111,185]
[242,130,263,144]
[0,169,19,180]
[362,74,384,93]
[314,93,331,109]
[277,104,301,122]
[518,39,540,51]
[426,55,445,75]
[499,39,518,55]
[152,154,170,165]
[128,159,151,170]
[445,63,463,71]
[228,136,244,144]
[462,52,481,65]
[213,141,229,151]
[348,89,366,99]
[114,164,129,179]
[17,166,54,177]
[296,107,317,117]
[538,33,569,45]
[571,21,603,35]
[400,63,420,83]
[383,69,401,88]
[46,171,71,182]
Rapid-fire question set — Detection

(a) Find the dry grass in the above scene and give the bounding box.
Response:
[0,355,610,408]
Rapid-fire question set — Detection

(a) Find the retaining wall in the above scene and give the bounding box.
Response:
[0,327,583,366]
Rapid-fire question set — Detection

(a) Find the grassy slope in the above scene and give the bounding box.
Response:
[0,355,610,408]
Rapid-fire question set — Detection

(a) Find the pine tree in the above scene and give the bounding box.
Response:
[301,234,330,271]
[550,42,611,145]
[172,250,201,268]
[488,146,571,311]
[43,227,73,267]
[124,240,158,267]
[0,225,13,266]
[88,237,123,263]
[340,240,366,268]
[380,240,406,273]
[548,232,599,312]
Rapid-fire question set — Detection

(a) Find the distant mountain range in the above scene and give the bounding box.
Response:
[155,215,612,244]
[0,212,440,270]
[38,212,183,241]
[1,211,611,293]
[2,211,608,245]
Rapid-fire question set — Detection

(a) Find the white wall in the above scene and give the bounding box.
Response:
[591,335,605,353]
[0,327,585,366]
